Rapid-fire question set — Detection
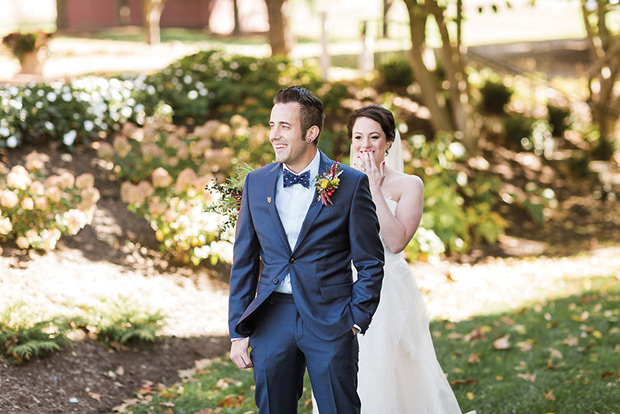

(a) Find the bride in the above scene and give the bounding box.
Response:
[314,104,464,413]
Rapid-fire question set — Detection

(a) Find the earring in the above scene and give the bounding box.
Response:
[307,138,312,143]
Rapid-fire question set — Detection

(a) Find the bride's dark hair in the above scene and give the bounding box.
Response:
[347,105,396,143]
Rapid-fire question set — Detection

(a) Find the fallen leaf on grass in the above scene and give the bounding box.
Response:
[570,311,589,322]
[493,335,511,350]
[450,378,479,386]
[464,327,489,342]
[517,372,537,382]
[550,349,563,359]
[468,353,480,364]
[601,371,614,379]
[466,392,474,400]
[563,337,579,346]
[218,395,245,408]
[517,341,533,351]
[215,378,243,390]
[160,402,175,407]
[501,316,515,326]
[544,389,556,401]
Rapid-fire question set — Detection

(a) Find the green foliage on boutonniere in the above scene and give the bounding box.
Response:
[315,154,343,206]
[205,163,255,234]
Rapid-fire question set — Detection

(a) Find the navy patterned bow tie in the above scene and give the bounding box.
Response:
[283,169,310,188]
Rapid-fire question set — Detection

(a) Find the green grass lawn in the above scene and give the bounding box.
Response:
[119,276,620,414]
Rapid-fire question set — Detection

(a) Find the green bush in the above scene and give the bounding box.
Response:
[0,303,70,363]
[591,135,617,161]
[547,104,571,136]
[137,50,327,126]
[0,76,151,149]
[404,132,506,257]
[480,80,513,114]
[0,299,165,363]
[502,114,534,151]
[86,297,164,346]
[377,56,414,89]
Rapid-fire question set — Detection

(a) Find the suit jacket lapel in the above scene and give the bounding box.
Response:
[264,163,291,253]
[292,151,332,253]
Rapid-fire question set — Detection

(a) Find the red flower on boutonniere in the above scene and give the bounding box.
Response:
[315,154,344,206]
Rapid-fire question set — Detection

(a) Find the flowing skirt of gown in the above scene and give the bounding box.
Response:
[355,241,462,414]
[357,197,462,414]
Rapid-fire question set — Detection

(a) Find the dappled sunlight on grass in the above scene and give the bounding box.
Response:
[414,246,620,323]
[117,276,619,414]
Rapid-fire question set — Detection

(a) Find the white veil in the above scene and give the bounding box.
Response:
[384,129,403,173]
[350,129,403,173]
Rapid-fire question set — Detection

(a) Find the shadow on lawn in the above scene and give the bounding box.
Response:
[121,276,619,414]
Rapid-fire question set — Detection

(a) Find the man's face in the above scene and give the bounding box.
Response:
[269,102,309,172]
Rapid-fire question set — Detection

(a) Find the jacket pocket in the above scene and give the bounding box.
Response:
[320,282,352,300]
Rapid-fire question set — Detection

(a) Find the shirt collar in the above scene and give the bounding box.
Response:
[283,150,320,183]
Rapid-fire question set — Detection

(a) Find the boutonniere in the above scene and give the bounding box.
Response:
[315,154,344,206]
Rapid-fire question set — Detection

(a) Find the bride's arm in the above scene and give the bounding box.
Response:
[371,174,423,254]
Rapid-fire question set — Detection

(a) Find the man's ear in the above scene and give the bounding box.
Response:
[305,125,320,143]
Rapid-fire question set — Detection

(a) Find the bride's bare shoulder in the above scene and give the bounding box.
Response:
[388,170,423,190]
[384,170,423,203]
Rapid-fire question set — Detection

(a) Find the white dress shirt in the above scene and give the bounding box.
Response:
[274,150,320,294]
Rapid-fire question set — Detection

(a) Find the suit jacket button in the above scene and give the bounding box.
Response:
[273,278,279,284]
[290,257,296,263]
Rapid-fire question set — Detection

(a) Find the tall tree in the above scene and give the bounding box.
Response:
[143,0,167,45]
[232,0,242,35]
[580,0,620,140]
[403,0,477,154]
[265,0,292,57]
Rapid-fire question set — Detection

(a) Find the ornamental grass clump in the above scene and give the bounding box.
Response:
[0,152,99,250]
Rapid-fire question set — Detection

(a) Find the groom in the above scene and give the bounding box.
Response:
[228,86,384,414]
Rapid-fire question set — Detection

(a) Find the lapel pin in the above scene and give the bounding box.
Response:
[267,197,272,203]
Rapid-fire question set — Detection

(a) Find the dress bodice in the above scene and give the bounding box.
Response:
[381,197,402,261]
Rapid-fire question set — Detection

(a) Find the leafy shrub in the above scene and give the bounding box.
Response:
[102,115,272,265]
[404,133,507,257]
[377,56,414,89]
[0,303,70,363]
[502,114,534,151]
[85,297,164,346]
[0,153,99,250]
[480,80,513,114]
[547,104,571,136]
[0,299,165,363]
[0,76,152,149]
[136,50,327,126]
[591,135,617,161]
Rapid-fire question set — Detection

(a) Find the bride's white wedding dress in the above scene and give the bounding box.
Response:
[312,131,464,413]
[354,196,463,414]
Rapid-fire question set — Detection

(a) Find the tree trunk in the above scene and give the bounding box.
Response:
[265,0,292,57]
[581,0,620,140]
[56,0,68,30]
[382,0,394,38]
[232,0,241,35]
[426,0,477,154]
[404,1,454,133]
[143,0,166,45]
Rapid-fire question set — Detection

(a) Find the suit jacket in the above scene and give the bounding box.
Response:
[228,150,384,341]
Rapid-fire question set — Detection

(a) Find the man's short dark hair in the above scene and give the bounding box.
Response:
[274,86,325,145]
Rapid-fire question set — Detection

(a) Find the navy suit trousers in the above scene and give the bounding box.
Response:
[249,293,361,414]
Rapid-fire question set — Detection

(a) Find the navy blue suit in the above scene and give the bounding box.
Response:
[228,150,384,413]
